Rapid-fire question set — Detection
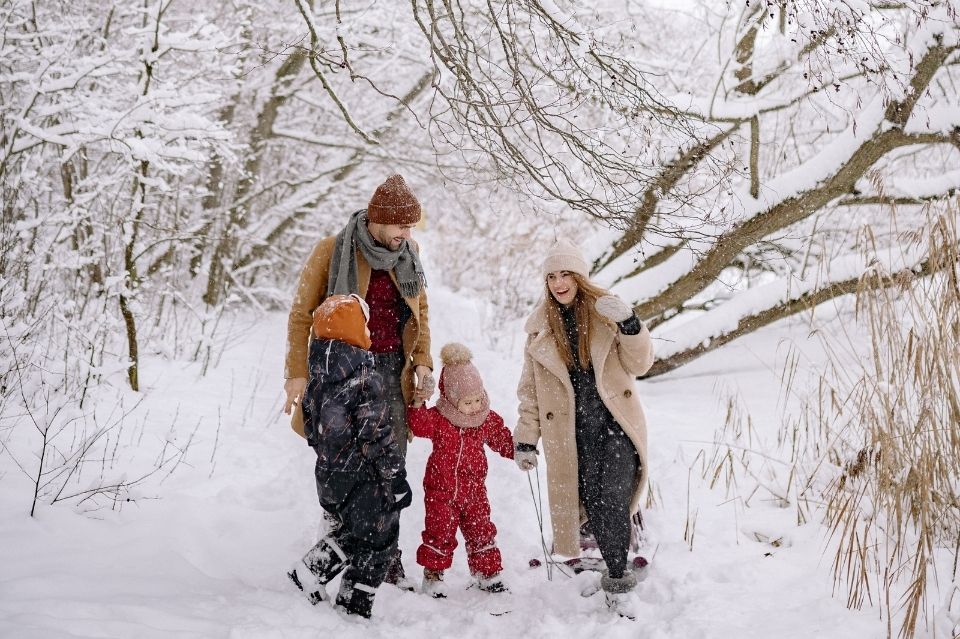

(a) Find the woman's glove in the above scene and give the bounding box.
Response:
[595,295,635,323]
[515,449,538,472]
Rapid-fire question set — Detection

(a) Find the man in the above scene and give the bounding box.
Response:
[284,174,434,590]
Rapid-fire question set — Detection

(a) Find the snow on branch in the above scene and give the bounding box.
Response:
[647,240,937,376]
[839,168,960,205]
[617,41,959,322]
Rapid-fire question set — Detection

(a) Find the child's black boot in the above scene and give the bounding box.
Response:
[335,578,377,619]
[287,535,348,604]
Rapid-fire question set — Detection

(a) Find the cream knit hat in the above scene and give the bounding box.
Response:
[542,238,589,278]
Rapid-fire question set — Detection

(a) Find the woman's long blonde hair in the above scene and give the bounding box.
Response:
[544,273,613,369]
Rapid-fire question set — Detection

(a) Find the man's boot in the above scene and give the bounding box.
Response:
[287,536,348,605]
[335,578,377,619]
[382,547,415,591]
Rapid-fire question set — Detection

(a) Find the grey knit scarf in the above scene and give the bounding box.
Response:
[326,209,427,298]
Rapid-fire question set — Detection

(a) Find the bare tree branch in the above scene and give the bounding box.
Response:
[292,0,378,144]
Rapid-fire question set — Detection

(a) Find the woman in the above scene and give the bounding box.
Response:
[514,238,654,619]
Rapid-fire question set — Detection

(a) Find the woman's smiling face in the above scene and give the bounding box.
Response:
[546,270,578,306]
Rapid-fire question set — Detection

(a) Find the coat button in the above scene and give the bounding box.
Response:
[623,390,632,398]
[545,412,554,420]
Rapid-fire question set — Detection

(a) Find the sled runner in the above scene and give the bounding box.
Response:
[528,513,649,574]
[527,554,648,574]
[528,555,649,600]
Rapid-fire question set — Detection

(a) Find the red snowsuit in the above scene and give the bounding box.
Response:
[407,405,514,577]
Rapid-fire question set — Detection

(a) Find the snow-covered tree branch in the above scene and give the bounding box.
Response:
[587,1,960,375]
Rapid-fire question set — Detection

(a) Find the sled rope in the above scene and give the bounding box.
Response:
[526,468,553,580]
[526,466,572,580]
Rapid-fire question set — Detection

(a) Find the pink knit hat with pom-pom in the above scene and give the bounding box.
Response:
[438,343,484,404]
[436,343,490,428]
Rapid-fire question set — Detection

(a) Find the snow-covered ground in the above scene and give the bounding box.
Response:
[0,282,886,639]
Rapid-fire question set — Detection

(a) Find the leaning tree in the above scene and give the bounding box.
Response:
[394,0,960,376]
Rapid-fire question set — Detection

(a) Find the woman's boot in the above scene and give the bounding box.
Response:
[601,570,637,620]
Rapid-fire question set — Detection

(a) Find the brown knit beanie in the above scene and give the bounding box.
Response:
[312,294,372,350]
[367,174,422,225]
[542,238,589,278]
[438,343,485,405]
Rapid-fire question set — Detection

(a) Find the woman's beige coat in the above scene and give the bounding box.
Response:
[514,300,654,557]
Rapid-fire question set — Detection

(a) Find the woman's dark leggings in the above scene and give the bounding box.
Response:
[577,428,639,579]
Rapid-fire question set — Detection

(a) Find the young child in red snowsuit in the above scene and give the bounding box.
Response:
[407,342,514,598]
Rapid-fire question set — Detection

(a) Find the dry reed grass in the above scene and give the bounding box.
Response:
[703,204,960,638]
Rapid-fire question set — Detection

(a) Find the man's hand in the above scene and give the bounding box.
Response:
[414,365,435,402]
[283,377,308,415]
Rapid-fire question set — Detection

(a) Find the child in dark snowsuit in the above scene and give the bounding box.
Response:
[288,294,413,619]
[407,343,514,598]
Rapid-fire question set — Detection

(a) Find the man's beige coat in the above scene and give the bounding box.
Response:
[515,300,654,557]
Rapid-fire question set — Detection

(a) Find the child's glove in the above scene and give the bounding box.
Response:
[390,474,413,511]
[515,449,538,472]
[595,295,634,323]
